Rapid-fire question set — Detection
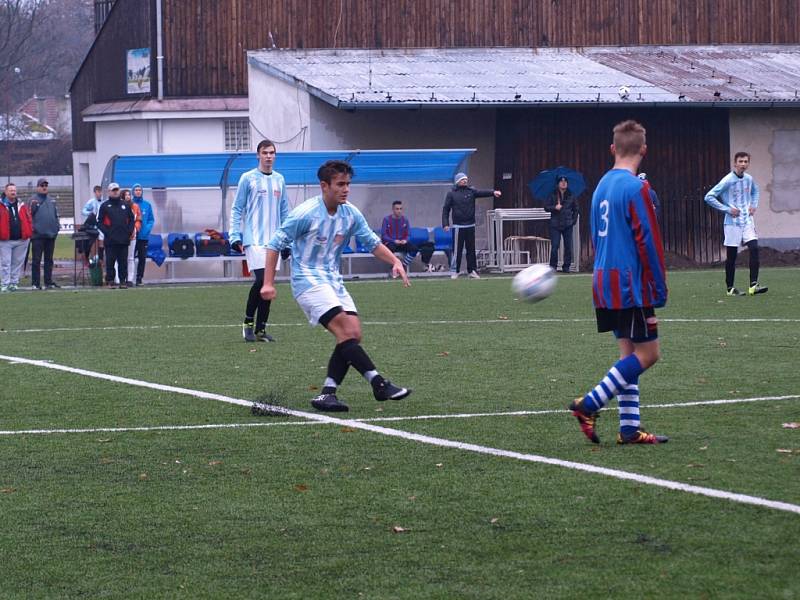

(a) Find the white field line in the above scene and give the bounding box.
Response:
[3,317,800,334]
[3,394,798,437]
[1,353,799,516]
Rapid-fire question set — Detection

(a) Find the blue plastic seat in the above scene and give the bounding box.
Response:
[433,226,453,262]
[147,234,163,252]
[409,227,430,246]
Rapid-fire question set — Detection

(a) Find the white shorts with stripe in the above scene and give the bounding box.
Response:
[295,283,357,326]
[723,223,757,247]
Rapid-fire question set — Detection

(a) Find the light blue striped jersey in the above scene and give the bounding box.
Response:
[704,171,759,227]
[268,196,381,298]
[229,168,289,247]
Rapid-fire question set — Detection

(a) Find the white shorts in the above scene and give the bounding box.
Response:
[723,223,757,247]
[245,245,267,271]
[296,283,357,326]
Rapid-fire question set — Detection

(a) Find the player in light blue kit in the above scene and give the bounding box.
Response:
[260,160,412,412]
[229,139,289,342]
[704,152,767,297]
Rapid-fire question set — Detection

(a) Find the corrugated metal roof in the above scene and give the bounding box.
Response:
[248,46,800,108]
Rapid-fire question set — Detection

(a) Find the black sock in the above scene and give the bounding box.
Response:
[746,240,759,285]
[323,345,350,394]
[246,269,265,326]
[725,246,738,289]
[255,299,270,331]
[337,339,378,378]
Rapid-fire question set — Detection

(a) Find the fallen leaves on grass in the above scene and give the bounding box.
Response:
[391,526,407,533]
[208,460,223,466]
[497,315,509,320]
[686,463,705,468]
[436,352,449,357]
[308,385,319,391]
[293,484,309,492]
[340,427,355,433]
[782,422,800,429]
[249,348,258,353]
[138,473,148,480]
[1,488,16,494]
[435,463,443,468]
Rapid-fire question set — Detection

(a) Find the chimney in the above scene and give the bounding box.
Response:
[37,95,47,127]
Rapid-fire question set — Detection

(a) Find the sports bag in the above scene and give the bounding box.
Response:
[169,234,195,259]
[195,230,229,257]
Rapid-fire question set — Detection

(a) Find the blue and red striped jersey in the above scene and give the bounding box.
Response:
[380,215,410,244]
[590,169,667,309]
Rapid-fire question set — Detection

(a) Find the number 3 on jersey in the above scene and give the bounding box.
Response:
[597,199,610,237]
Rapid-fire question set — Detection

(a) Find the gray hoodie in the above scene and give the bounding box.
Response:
[30,193,60,238]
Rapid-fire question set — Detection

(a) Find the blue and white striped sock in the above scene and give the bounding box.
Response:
[618,382,641,437]
[582,354,644,413]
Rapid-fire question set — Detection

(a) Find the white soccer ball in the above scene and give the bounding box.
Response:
[512,264,557,303]
[618,85,630,99]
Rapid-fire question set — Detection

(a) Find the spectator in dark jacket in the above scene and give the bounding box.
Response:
[97,182,135,289]
[29,178,60,289]
[0,183,33,292]
[442,172,501,279]
[544,176,580,272]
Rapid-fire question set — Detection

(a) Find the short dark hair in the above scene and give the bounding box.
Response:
[734,151,750,161]
[392,200,403,207]
[317,160,354,184]
[257,139,276,153]
[4,182,15,191]
[93,185,102,192]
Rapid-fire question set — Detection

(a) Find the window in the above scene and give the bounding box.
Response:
[224,119,251,151]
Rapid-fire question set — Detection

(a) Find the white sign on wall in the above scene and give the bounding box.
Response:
[126,48,151,94]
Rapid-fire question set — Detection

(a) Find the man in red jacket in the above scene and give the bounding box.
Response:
[0,183,33,292]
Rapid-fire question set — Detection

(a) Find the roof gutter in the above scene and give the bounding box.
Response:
[334,100,800,110]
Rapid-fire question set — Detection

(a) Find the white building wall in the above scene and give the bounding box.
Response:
[71,116,241,217]
[247,65,499,247]
[730,109,800,250]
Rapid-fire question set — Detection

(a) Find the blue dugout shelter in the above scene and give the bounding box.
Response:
[102,148,473,232]
[99,149,474,281]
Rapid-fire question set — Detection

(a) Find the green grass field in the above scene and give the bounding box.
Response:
[1,269,799,599]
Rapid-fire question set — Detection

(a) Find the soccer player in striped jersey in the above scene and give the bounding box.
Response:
[260,160,412,412]
[704,152,768,297]
[229,139,289,342]
[569,120,669,445]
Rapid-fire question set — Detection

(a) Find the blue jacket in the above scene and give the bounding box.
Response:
[131,184,155,241]
[591,169,667,309]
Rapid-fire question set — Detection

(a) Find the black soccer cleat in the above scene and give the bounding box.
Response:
[242,322,257,342]
[373,379,412,401]
[255,329,275,342]
[311,393,349,412]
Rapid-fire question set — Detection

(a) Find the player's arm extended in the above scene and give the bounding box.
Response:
[373,242,410,287]
[260,248,280,301]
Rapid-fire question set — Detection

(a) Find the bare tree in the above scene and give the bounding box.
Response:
[0,0,93,107]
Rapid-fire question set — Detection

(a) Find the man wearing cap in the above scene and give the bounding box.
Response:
[442,172,501,279]
[97,182,135,288]
[29,178,61,289]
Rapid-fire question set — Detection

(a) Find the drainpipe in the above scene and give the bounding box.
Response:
[155,0,164,152]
